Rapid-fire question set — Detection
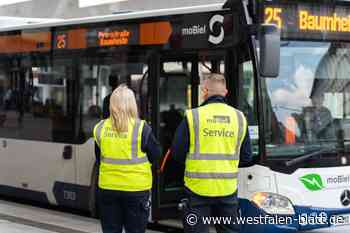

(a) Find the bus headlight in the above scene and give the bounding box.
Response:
[252,192,295,215]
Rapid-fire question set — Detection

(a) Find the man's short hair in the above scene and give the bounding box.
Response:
[204,73,226,85]
[203,73,227,96]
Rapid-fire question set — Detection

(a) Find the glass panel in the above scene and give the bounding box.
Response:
[78,53,149,143]
[160,61,191,194]
[0,56,75,143]
[242,61,259,156]
[262,41,350,157]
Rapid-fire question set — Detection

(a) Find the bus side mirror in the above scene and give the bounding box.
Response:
[259,24,280,78]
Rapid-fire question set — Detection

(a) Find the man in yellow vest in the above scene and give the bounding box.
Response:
[170,73,252,233]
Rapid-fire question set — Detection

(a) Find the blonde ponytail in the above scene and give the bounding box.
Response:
[109,84,138,132]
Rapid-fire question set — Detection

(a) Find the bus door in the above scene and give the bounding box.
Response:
[154,52,226,219]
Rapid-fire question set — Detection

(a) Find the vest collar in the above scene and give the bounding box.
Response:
[201,95,226,106]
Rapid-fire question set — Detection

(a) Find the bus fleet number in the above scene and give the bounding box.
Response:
[63,190,76,201]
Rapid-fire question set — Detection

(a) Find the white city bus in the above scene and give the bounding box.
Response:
[0,1,278,224]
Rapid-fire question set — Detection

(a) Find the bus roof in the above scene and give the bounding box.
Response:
[0,17,63,28]
[0,3,224,32]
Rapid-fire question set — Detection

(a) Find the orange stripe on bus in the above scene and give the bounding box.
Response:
[140,21,172,45]
[68,29,87,49]
[0,32,51,53]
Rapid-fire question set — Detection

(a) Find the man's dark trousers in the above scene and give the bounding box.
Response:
[183,188,240,233]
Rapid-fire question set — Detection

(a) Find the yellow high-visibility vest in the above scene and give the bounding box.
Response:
[185,103,247,197]
[93,118,152,191]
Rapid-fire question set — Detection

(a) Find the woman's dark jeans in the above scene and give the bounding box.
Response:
[98,188,150,233]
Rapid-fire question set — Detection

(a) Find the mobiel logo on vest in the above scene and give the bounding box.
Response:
[203,115,234,138]
[207,115,231,124]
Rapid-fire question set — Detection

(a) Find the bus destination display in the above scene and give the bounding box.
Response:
[96,25,138,47]
[263,2,350,41]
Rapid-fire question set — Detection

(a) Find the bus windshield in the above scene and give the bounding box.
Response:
[263,41,350,157]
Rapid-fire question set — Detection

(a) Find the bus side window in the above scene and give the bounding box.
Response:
[78,55,149,144]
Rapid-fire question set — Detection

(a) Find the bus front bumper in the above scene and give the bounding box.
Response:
[239,198,350,233]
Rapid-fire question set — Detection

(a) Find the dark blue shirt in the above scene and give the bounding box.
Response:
[171,95,253,167]
[95,122,161,165]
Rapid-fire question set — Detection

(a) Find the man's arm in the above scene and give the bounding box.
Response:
[141,123,162,164]
[238,128,253,168]
[170,118,190,164]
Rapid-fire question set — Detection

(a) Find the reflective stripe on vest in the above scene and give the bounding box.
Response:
[94,120,105,146]
[101,156,148,165]
[185,171,238,179]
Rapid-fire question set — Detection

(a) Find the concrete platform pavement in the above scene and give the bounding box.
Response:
[0,199,161,233]
[0,199,101,233]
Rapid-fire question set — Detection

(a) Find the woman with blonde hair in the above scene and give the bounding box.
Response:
[93,84,160,233]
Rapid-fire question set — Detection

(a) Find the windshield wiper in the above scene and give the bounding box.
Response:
[285,148,338,167]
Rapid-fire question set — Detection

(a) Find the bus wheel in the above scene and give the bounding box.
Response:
[89,163,99,218]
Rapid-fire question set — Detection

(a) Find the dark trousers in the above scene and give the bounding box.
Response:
[98,188,150,233]
[183,188,239,233]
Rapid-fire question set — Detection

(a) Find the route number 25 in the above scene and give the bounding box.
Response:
[265,7,282,29]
